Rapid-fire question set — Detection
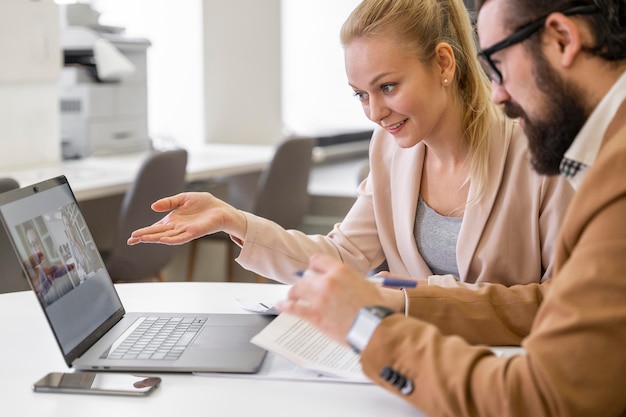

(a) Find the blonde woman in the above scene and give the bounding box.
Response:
[129,0,573,289]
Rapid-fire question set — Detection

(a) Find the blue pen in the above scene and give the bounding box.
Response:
[366,275,417,288]
[295,270,417,288]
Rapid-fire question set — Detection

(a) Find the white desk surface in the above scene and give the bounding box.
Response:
[0,143,365,203]
[0,143,274,201]
[0,282,423,417]
[308,157,368,198]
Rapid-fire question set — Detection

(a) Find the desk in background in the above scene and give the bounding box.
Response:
[0,143,275,201]
[0,142,366,280]
[0,144,275,255]
[0,282,424,417]
[304,157,368,235]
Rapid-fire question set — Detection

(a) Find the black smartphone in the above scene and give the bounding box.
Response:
[33,372,161,396]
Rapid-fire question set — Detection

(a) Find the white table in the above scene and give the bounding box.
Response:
[308,157,367,198]
[0,143,274,201]
[0,282,424,417]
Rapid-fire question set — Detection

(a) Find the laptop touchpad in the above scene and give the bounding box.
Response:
[190,315,272,350]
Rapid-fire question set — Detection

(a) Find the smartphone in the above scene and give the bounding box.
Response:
[33,372,161,396]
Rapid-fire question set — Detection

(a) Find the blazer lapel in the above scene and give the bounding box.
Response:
[390,141,432,275]
[456,116,513,281]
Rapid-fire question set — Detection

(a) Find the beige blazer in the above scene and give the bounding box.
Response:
[361,102,626,417]
[237,115,573,286]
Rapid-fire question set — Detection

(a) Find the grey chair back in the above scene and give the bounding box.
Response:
[0,178,19,193]
[0,178,31,293]
[186,137,315,282]
[104,149,188,282]
[252,136,316,229]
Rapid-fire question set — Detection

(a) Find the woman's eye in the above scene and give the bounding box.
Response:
[381,83,396,94]
[353,91,368,102]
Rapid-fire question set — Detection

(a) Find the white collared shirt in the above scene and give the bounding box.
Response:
[562,70,626,189]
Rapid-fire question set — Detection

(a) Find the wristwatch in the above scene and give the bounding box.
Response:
[346,305,395,354]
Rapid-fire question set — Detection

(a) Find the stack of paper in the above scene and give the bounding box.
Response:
[251,313,369,382]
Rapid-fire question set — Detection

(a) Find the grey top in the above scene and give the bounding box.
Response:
[414,196,462,277]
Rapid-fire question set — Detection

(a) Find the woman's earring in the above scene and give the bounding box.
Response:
[443,78,449,85]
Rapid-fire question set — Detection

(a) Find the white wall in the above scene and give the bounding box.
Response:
[52,1,373,150]
[90,0,205,148]
[0,0,61,169]
[281,0,374,136]
[90,0,283,147]
[202,0,283,145]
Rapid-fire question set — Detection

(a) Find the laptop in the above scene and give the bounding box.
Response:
[0,175,273,373]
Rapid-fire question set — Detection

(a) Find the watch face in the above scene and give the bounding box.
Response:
[347,306,395,353]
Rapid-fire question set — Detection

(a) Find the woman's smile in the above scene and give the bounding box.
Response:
[383,118,408,134]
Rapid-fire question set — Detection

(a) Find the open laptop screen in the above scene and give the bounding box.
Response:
[0,176,124,362]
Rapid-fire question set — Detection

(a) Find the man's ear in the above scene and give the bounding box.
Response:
[435,42,456,81]
[544,13,584,68]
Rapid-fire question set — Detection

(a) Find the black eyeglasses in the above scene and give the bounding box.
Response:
[477,5,599,85]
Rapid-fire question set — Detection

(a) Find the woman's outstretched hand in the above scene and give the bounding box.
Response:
[127,192,247,246]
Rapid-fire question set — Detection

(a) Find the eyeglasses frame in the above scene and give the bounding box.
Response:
[477,4,599,85]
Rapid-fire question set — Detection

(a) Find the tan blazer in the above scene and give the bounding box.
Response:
[237,115,574,287]
[361,103,626,416]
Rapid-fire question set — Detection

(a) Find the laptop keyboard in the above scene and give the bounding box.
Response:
[108,316,207,360]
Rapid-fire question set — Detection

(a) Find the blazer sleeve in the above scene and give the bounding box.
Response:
[405,280,548,345]
[357,129,626,417]
[359,193,626,417]
[236,148,387,282]
[235,200,382,283]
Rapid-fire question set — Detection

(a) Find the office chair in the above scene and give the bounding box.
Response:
[0,178,31,293]
[186,136,316,282]
[0,177,19,193]
[103,148,188,283]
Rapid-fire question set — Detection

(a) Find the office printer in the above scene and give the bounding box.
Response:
[58,4,152,159]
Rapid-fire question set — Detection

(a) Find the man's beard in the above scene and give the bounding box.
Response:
[502,51,588,175]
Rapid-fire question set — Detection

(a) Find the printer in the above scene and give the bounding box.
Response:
[58,3,152,159]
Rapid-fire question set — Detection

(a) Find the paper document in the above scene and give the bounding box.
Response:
[250,313,526,384]
[251,313,369,382]
[195,352,371,384]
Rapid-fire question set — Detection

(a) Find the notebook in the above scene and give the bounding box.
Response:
[0,175,272,373]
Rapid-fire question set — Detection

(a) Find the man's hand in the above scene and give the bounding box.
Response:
[278,254,391,344]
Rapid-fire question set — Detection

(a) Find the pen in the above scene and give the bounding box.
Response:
[295,270,417,288]
[366,276,417,288]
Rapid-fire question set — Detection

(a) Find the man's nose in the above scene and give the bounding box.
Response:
[490,81,511,105]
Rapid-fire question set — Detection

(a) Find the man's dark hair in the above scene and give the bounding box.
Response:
[475,0,626,61]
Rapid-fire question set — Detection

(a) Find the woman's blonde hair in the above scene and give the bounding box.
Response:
[341,0,496,202]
